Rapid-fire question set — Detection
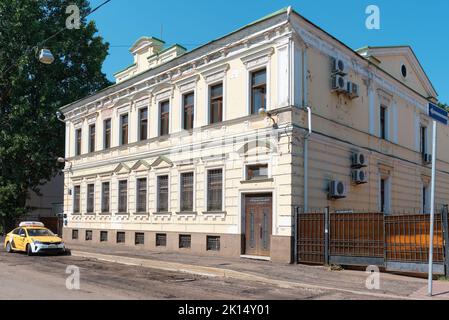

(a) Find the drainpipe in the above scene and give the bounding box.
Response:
[303,106,312,213]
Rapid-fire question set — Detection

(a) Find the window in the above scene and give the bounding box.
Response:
[183,92,194,130]
[89,124,96,153]
[401,64,407,78]
[207,169,223,211]
[120,114,129,145]
[160,100,170,136]
[118,180,128,213]
[251,69,267,115]
[73,186,80,214]
[246,164,269,181]
[86,184,94,213]
[85,230,93,241]
[423,185,430,214]
[101,182,110,213]
[180,172,194,212]
[136,178,147,213]
[207,236,221,251]
[380,106,388,140]
[156,234,167,247]
[209,83,223,124]
[139,108,148,141]
[380,178,390,214]
[117,232,125,244]
[157,175,169,212]
[420,126,427,156]
[135,233,145,245]
[100,231,108,242]
[72,230,79,240]
[75,128,82,156]
[179,235,191,249]
[104,119,111,149]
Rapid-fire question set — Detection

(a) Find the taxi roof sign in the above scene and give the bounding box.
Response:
[19,221,45,228]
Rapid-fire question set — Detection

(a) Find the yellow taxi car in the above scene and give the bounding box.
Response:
[4,222,66,256]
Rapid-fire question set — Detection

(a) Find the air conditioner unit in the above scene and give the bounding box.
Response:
[423,153,432,164]
[329,180,347,199]
[331,75,347,93]
[352,169,368,185]
[347,82,359,99]
[331,58,346,75]
[352,152,367,168]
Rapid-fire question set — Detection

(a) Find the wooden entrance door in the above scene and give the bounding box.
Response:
[244,194,272,257]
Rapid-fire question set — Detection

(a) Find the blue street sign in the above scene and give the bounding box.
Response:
[429,103,448,125]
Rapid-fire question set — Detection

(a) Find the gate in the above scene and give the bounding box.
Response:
[297,208,449,275]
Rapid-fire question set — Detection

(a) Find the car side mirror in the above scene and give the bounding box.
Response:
[54,234,58,237]
[20,234,26,237]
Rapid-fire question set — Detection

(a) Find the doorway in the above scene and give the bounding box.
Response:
[243,193,272,257]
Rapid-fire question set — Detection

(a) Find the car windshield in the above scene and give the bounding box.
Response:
[27,229,55,237]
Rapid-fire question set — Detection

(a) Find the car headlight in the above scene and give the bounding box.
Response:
[33,241,43,245]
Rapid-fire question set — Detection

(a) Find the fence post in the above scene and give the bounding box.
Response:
[442,205,449,277]
[324,207,330,266]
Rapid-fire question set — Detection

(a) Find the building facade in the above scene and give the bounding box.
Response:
[60,8,447,263]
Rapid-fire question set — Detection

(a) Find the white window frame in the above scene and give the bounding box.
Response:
[72,184,81,214]
[201,64,229,125]
[176,75,199,130]
[117,179,129,214]
[137,106,150,142]
[379,104,389,140]
[118,112,130,146]
[135,175,148,214]
[241,48,273,116]
[422,181,430,214]
[178,170,196,213]
[243,162,271,181]
[204,166,225,212]
[85,182,95,214]
[100,180,111,214]
[155,89,172,137]
[155,173,171,213]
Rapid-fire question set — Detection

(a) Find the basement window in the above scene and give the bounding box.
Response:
[117,232,126,244]
[135,233,145,245]
[100,231,108,242]
[156,234,167,247]
[179,235,191,249]
[72,230,79,240]
[206,236,221,251]
[85,230,93,241]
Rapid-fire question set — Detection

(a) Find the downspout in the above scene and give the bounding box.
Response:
[302,47,310,214]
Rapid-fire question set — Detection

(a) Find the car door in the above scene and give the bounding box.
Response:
[16,228,27,251]
[9,228,20,250]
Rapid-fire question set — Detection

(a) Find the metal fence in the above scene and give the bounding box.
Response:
[297,208,449,275]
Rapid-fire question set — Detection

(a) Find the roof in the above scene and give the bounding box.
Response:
[60,7,438,113]
[130,36,165,53]
[356,45,438,97]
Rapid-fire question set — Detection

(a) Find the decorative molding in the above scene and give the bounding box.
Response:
[241,47,274,70]
[200,63,230,84]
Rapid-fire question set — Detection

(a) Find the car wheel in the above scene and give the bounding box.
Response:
[26,244,34,256]
[5,242,12,253]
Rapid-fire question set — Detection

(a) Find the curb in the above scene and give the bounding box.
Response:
[71,250,419,300]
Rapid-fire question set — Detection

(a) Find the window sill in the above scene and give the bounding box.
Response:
[72,213,82,216]
[135,212,149,215]
[176,211,197,215]
[153,211,172,215]
[99,212,111,216]
[202,211,227,215]
[116,212,130,216]
[240,178,274,184]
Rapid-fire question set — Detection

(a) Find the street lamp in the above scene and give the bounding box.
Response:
[38,48,55,65]
[258,107,278,128]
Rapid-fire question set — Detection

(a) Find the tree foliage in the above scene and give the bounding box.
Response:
[0,0,111,231]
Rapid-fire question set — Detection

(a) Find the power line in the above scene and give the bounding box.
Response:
[0,0,112,80]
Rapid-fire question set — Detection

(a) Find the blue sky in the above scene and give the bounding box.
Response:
[89,0,449,103]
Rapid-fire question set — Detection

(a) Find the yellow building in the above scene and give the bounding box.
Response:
[59,7,445,263]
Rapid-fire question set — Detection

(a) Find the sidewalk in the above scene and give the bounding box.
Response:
[67,242,449,300]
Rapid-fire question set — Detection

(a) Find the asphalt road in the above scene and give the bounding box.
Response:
[0,247,387,300]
